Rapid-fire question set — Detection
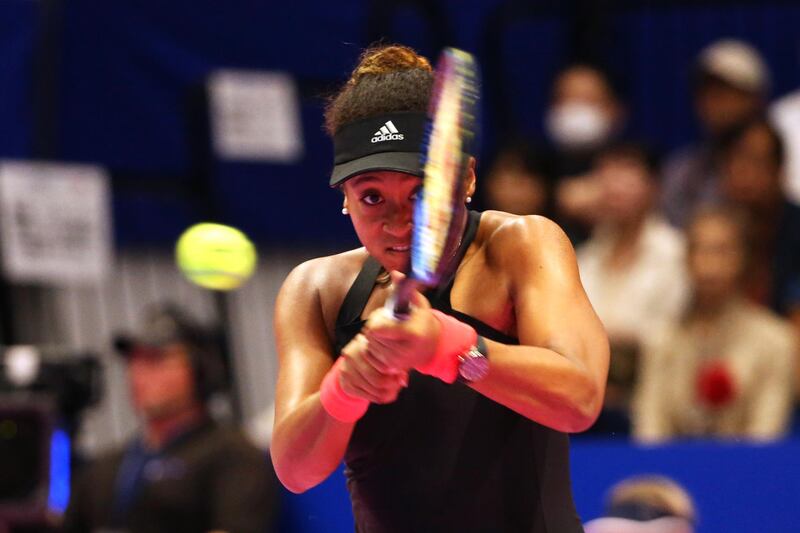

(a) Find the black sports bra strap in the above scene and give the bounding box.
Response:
[335,256,383,327]
[428,210,482,304]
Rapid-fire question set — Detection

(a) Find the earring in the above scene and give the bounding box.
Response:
[341,207,349,215]
[466,196,472,204]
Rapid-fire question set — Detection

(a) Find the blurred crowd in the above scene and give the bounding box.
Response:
[480,37,800,443]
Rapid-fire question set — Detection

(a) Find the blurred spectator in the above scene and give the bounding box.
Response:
[770,85,800,205]
[546,63,626,173]
[661,39,769,228]
[482,141,553,216]
[717,116,800,318]
[577,142,689,432]
[546,63,627,242]
[62,304,277,533]
[633,207,796,443]
[717,116,800,402]
[584,475,696,533]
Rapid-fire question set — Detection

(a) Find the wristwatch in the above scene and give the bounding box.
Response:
[457,335,490,383]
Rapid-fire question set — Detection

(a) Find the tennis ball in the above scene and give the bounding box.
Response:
[176,223,257,291]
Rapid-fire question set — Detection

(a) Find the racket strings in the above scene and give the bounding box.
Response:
[410,48,478,288]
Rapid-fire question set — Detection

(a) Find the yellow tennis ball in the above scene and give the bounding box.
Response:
[176,223,257,290]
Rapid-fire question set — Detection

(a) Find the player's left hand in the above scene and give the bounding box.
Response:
[362,271,441,373]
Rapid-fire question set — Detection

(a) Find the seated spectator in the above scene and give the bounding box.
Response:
[577,142,689,431]
[717,116,800,318]
[661,39,769,228]
[584,475,696,533]
[545,63,627,243]
[633,207,796,443]
[482,141,553,216]
[717,116,800,403]
[62,304,278,533]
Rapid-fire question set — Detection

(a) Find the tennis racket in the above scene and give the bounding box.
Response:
[388,47,480,318]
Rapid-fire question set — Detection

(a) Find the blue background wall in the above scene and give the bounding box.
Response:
[3,1,800,248]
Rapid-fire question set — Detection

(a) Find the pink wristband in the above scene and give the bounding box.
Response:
[416,310,477,384]
[320,357,369,423]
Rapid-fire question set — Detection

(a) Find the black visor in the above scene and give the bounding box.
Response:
[330,112,428,186]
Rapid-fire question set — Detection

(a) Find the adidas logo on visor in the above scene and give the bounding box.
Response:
[371,120,404,143]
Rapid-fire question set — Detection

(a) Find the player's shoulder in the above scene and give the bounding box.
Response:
[480,210,568,241]
[479,210,572,262]
[278,248,370,320]
[282,248,368,292]
[277,248,370,334]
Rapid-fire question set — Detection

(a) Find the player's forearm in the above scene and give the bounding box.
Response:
[470,339,605,433]
[271,394,354,493]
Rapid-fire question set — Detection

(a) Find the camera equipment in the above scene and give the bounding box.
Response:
[0,347,102,528]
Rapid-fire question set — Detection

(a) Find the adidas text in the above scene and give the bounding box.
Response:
[371,133,404,143]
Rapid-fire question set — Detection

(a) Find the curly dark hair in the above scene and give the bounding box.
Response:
[324,44,434,135]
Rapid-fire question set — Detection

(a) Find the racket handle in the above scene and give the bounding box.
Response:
[386,278,416,320]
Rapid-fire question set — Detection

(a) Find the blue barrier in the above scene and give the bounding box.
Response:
[572,438,800,533]
[279,438,800,533]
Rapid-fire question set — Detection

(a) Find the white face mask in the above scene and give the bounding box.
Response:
[546,102,613,150]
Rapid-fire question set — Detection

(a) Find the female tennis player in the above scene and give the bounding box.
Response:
[272,45,609,532]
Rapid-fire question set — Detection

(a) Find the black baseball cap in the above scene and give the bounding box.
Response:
[330,112,428,187]
[113,304,212,358]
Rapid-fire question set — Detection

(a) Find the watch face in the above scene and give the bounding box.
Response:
[459,352,490,382]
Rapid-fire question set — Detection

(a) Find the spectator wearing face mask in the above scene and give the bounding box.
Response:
[546,64,626,174]
[545,63,627,243]
[633,206,796,443]
[577,142,689,432]
[661,39,770,228]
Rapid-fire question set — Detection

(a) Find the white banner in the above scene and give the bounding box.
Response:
[209,69,304,163]
[0,161,112,285]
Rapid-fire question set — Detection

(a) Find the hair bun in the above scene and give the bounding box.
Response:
[350,45,432,84]
[325,44,434,135]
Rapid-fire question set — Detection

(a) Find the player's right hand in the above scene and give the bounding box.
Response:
[338,333,408,405]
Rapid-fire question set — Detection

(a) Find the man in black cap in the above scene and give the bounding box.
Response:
[62,304,277,533]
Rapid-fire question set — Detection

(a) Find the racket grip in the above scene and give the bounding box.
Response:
[386,278,415,320]
[416,310,477,383]
[320,358,369,423]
